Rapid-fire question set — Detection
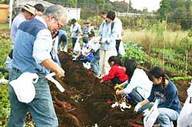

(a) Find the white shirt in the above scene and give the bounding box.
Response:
[10,13,26,46]
[98,21,117,51]
[32,16,52,64]
[70,23,81,38]
[123,68,153,99]
[113,17,123,40]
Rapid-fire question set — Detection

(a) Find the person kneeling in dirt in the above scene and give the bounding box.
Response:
[100,56,128,85]
[77,31,101,76]
[115,59,153,105]
[134,67,181,127]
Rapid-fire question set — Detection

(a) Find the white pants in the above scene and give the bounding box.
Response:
[99,49,117,76]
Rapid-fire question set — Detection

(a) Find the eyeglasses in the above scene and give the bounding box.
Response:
[52,17,64,28]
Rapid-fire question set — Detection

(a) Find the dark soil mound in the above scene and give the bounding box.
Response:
[50,52,190,127]
[50,52,140,127]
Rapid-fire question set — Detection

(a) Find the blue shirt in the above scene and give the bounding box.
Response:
[12,16,52,74]
[147,81,181,113]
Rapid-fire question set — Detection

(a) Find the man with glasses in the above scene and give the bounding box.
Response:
[8,5,68,127]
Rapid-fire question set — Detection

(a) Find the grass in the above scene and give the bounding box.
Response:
[122,29,187,52]
[0,23,9,30]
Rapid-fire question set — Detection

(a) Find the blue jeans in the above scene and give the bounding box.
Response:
[157,108,179,127]
[91,58,100,76]
[7,68,58,127]
[127,88,144,105]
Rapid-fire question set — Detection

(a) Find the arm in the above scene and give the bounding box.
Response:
[101,66,116,82]
[33,29,64,78]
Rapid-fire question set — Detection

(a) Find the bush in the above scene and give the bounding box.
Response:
[123,42,147,64]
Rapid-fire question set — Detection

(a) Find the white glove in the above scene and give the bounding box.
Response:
[134,102,142,112]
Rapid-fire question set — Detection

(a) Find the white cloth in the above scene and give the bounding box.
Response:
[99,49,117,76]
[177,81,192,127]
[113,17,123,40]
[123,68,153,99]
[9,72,39,103]
[70,23,81,38]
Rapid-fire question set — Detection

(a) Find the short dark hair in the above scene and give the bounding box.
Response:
[71,18,77,24]
[148,67,169,84]
[108,56,122,66]
[106,11,116,20]
[34,3,45,13]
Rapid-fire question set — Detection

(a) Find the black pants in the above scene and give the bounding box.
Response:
[72,37,77,48]
[116,40,121,55]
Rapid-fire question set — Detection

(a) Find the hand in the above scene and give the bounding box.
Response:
[134,102,142,112]
[115,89,121,95]
[100,79,104,83]
[55,66,65,79]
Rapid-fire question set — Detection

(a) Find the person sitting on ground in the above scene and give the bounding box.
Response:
[100,56,128,85]
[115,59,153,105]
[134,66,181,127]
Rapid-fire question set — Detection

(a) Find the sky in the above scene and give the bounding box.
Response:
[110,0,162,12]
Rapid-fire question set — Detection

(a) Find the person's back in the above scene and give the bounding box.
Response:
[123,68,153,99]
[12,17,49,73]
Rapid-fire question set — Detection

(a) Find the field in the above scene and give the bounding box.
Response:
[0,22,191,126]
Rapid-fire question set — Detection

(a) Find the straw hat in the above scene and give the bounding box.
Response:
[22,4,36,15]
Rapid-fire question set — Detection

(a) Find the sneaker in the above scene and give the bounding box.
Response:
[119,102,131,109]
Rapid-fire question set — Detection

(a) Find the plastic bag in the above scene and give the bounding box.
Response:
[143,99,159,127]
[177,81,192,127]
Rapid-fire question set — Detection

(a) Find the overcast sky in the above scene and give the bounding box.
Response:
[110,0,162,12]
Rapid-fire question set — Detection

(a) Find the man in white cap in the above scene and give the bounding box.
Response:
[7,5,68,127]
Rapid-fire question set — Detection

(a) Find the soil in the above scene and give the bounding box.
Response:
[50,52,190,127]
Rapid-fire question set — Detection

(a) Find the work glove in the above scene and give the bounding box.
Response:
[134,102,142,112]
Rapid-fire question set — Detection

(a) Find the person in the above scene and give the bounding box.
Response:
[134,67,181,127]
[108,11,124,56]
[82,20,93,44]
[34,3,45,16]
[10,4,35,47]
[98,11,118,76]
[70,18,81,48]
[5,4,36,70]
[115,59,153,104]
[86,31,100,76]
[8,5,68,127]
[100,56,128,85]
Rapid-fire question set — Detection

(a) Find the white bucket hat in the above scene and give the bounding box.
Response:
[22,4,36,15]
[10,72,39,103]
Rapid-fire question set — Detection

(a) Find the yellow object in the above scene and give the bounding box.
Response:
[114,84,124,90]
[0,4,9,23]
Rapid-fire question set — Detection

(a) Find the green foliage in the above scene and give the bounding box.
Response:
[123,42,147,64]
[0,84,10,126]
[0,34,11,67]
[158,0,192,30]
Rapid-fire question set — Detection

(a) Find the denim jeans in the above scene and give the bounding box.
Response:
[91,58,100,76]
[127,88,144,105]
[157,108,179,127]
[7,68,58,127]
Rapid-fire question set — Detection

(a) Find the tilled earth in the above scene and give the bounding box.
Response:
[50,52,190,127]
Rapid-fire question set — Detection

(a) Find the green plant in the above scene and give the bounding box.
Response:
[0,84,10,127]
[123,42,147,64]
